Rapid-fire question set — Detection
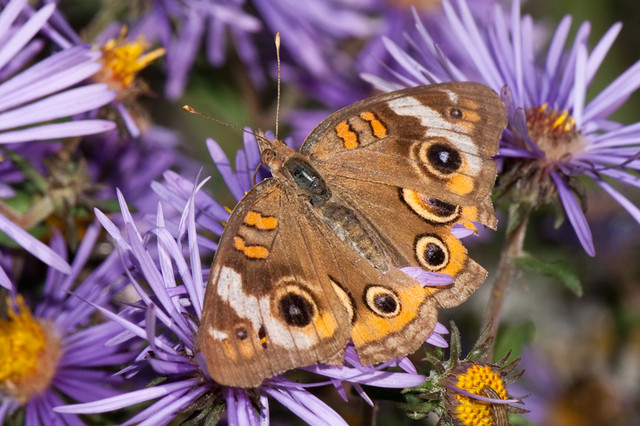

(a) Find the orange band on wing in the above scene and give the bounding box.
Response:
[244,211,278,230]
[446,174,474,195]
[336,121,358,149]
[234,236,269,259]
[360,111,387,138]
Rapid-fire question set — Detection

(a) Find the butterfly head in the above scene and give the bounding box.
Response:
[256,130,294,174]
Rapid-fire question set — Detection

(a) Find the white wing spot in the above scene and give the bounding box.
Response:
[209,328,228,340]
[443,89,458,103]
[217,266,264,331]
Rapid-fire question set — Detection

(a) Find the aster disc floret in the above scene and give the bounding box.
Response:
[94,27,165,97]
[54,187,427,424]
[401,323,527,424]
[0,223,137,424]
[366,0,640,256]
[0,296,61,404]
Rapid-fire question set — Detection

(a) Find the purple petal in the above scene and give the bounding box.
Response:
[310,364,425,388]
[0,264,12,289]
[0,84,115,130]
[132,385,208,426]
[550,170,595,256]
[0,120,115,143]
[434,322,449,335]
[584,59,640,122]
[0,0,29,41]
[262,386,348,426]
[206,138,244,201]
[572,44,587,128]
[585,23,622,85]
[426,331,448,348]
[54,379,201,414]
[401,266,454,287]
[397,357,418,374]
[594,177,640,225]
[0,46,101,110]
[0,213,71,273]
[0,3,55,70]
[542,15,572,102]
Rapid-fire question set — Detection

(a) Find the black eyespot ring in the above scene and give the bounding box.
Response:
[426,143,462,174]
[364,285,401,318]
[415,235,450,271]
[279,293,315,327]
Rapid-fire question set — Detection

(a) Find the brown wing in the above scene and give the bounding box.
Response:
[197,178,436,387]
[198,179,350,387]
[300,82,506,225]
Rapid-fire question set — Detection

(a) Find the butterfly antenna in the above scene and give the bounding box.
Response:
[252,164,261,186]
[274,32,281,141]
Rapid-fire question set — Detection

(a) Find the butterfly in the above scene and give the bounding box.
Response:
[196,81,507,387]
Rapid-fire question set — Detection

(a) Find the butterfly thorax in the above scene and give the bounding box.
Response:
[258,134,332,208]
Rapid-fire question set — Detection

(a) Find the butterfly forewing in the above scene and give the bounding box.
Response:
[198,179,352,387]
[300,82,506,215]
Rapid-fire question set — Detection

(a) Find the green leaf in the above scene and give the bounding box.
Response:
[516,253,583,296]
[493,321,535,363]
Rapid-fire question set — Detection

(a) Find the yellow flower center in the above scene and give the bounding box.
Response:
[94,28,165,96]
[454,365,508,426]
[525,104,585,164]
[0,296,62,403]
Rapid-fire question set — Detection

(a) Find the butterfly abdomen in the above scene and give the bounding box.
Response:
[319,202,393,272]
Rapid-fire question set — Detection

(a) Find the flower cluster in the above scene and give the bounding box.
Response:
[2,0,640,423]
[54,187,430,424]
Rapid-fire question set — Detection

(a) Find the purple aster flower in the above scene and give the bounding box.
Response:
[0,222,137,424]
[54,187,428,424]
[0,0,118,274]
[130,0,377,100]
[132,0,262,100]
[0,0,116,144]
[287,0,501,149]
[364,0,640,256]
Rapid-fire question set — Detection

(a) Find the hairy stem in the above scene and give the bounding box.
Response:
[482,205,530,360]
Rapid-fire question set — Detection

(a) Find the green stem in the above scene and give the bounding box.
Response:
[481,205,530,360]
